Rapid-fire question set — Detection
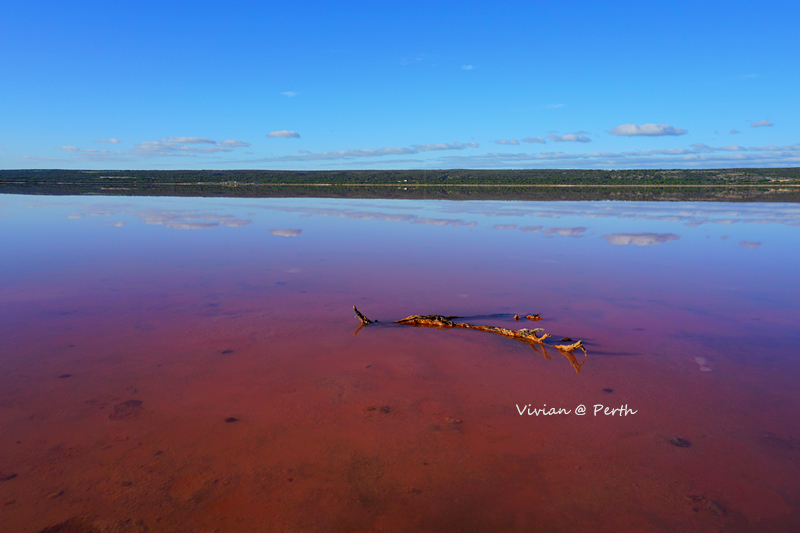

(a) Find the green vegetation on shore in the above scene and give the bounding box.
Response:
[2,168,800,202]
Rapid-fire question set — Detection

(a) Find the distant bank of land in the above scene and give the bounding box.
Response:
[2,168,800,202]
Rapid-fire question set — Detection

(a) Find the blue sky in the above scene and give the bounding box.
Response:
[2,0,798,170]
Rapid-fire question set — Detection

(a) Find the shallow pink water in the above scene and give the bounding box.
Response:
[1,196,799,532]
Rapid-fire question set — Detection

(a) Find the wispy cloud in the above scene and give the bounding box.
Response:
[751,119,773,128]
[268,130,301,138]
[603,233,680,246]
[740,241,761,249]
[281,91,298,97]
[94,138,121,144]
[496,140,520,145]
[412,142,478,151]
[609,123,688,136]
[522,137,546,144]
[461,65,475,70]
[133,138,251,155]
[259,141,478,162]
[435,142,800,169]
[55,136,251,161]
[730,129,741,134]
[546,133,591,143]
[162,137,215,144]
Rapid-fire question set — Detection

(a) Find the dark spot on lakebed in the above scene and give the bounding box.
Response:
[221,349,234,354]
[1,473,17,481]
[109,400,144,421]
[602,388,614,393]
[380,406,391,414]
[670,437,691,448]
[36,516,102,533]
[58,374,72,379]
[225,417,240,423]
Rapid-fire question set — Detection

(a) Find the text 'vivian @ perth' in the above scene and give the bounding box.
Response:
[516,404,638,416]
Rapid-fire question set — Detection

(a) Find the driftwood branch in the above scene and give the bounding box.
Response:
[353,306,373,325]
[352,306,587,374]
[395,314,551,343]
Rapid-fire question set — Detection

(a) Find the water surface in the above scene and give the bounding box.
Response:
[1,195,799,532]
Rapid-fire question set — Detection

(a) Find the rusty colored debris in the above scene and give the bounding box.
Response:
[555,340,586,355]
[394,314,551,343]
[353,306,373,325]
[353,307,586,374]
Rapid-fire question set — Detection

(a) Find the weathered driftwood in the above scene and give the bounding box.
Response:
[353,306,587,374]
[353,306,373,325]
[395,314,552,343]
[554,340,586,355]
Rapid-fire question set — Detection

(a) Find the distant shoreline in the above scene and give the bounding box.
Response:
[3,168,800,202]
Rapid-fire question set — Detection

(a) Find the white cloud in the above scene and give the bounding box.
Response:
[603,233,680,246]
[270,229,302,237]
[493,224,517,229]
[66,213,84,219]
[522,137,546,144]
[546,133,591,143]
[133,141,236,155]
[281,91,298,97]
[609,123,688,136]
[461,65,475,70]
[268,130,301,138]
[751,120,773,128]
[412,142,478,151]
[519,226,543,233]
[434,142,800,169]
[496,140,520,145]
[60,146,80,151]
[730,129,741,134]
[216,140,251,148]
[94,138,121,143]
[162,136,215,144]
[720,145,746,151]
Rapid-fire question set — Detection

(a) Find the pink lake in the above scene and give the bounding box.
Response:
[1,195,799,532]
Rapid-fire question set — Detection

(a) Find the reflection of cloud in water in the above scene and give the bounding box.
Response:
[493,224,517,230]
[544,227,587,237]
[270,229,302,237]
[135,210,253,230]
[413,218,476,227]
[520,225,543,233]
[603,233,680,246]
[66,213,85,219]
[436,202,800,228]
[60,204,254,231]
[740,241,761,249]
[256,205,475,228]
[100,222,125,227]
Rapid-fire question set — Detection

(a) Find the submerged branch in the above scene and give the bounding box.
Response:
[353,306,373,325]
[353,306,586,373]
